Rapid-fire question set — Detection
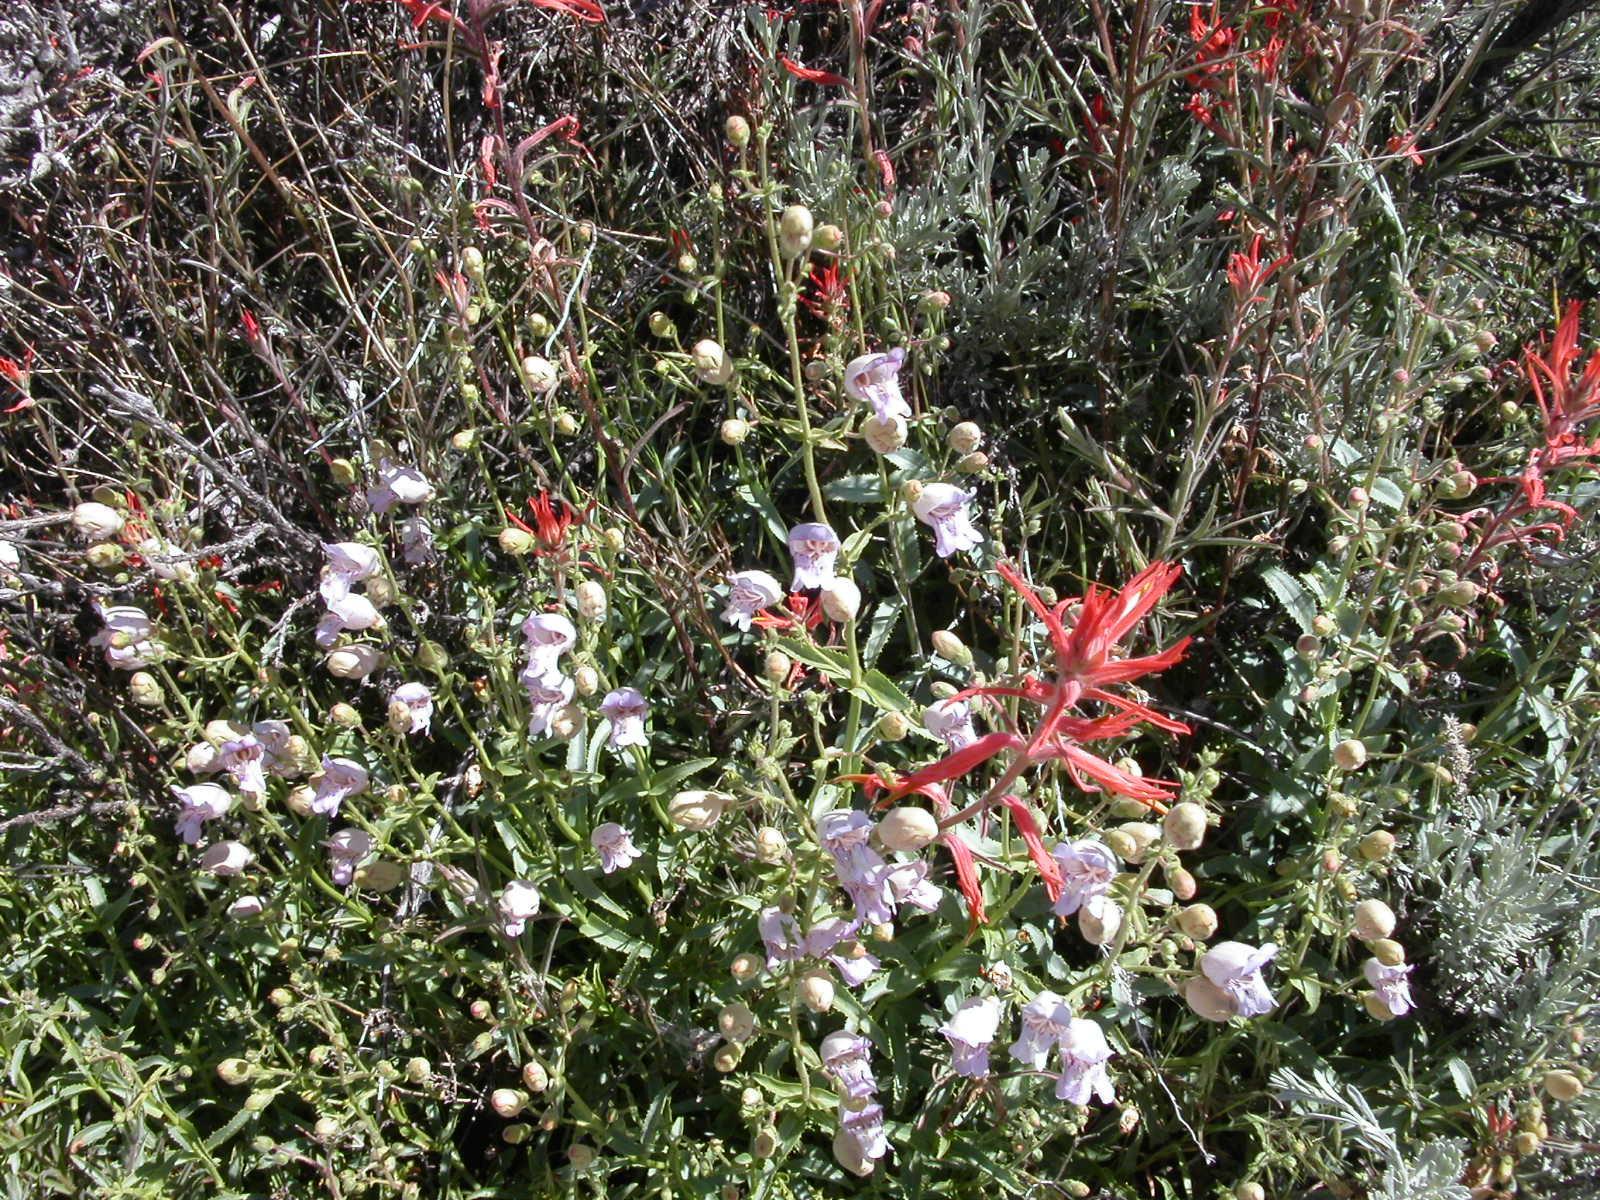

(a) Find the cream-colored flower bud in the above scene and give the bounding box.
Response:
[668,790,731,831]
[520,355,559,394]
[718,1002,757,1043]
[957,451,989,474]
[1235,1182,1266,1200]
[779,205,814,257]
[877,807,939,853]
[1543,1070,1584,1101]
[450,428,477,452]
[329,702,362,729]
[416,641,449,672]
[128,671,164,707]
[1332,739,1367,770]
[1358,830,1396,861]
[554,412,579,437]
[286,785,315,818]
[763,651,792,684]
[72,502,124,541]
[920,290,952,311]
[900,479,924,504]
[648,310,675,339]
[946,421,983,454]
[354,860,406,892]
[549,703,583,742]
[797,969,834,1013]
[1104,829,1138,861]
[521,1061,549,1092]
[876,711,911,741]
[1167,866,1197,901]
[1184,976,1236,1022]
[692,339,734,385]
[326,645,381,681]
[723,115,751,147]
[1352,899,1395,941]
[85,542,125,569]
[720,418,750,446]
[216,1058,252,1086]
[461,246,485,278]
[602,527,625,553]
[203,719,246,746]
[1370,937,1406,966]
[755,826,787,863]
[713,1042,743,1073]
[730,952,762,982]
[814,223,844,251]
[568,1144,595,1171]
[1116,821,1162,863]
[1512,1130,1541,1157]
[186,741,219,774]
[820,578,861,622]
[1362,992,1398,1022]
[1078,898,1122,946]
[571,664,600,697]
[930,629,971,666]
[387,698,413,734]
[575,580,607,621]
[405,1056,432,1083]
[1176,903,1218,940]
[1163,802,1208,851]
[861,413,907,454]
[490,1088,527,1118]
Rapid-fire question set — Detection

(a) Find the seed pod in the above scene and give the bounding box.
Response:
[1542,1070,1584,1102]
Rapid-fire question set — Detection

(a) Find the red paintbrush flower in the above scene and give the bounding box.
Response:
[527,0,606,22]
[1227,234,1289,307]
[1524,301,1600,452]
[780,55,849,86]
[801,262,850,328]
[527,490,577,555]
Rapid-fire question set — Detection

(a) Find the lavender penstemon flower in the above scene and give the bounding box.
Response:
[721,570,784,631]
[1010,990,1073,1069]
[912,484,983,559]
[326,828,374,886]
[843,348,910,422]
[1201,941,1279,1018]
[599,688,649,751]
[1050,839,1119,918]
[786,522,841,590]
[923,697,978,751]
[172,783,233,844]
[1363,957,1415,1017]
[311,756,369,818]
[389,682,434,735]
[1054,1017,1116,1106]
[591,822,640,873]
[941,996,1002,1079]
[498,880,542,937]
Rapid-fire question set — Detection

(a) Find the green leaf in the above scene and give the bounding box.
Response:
[1261,566,1316,634]
[824,474,885,503]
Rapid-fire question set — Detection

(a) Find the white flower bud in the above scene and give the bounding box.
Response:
[549,703,583,741]
[1236,1183,1266,1200]
[521,355,559,394]
[490,1088,527,1118]
[575,580,607,621]
[797,969,835,1013]
[1115,821,1162,864]
[946,421,983,454]
[326,645,381,680]
[930,629,971,666]
[763,652,792,683]
[1163,802,1208,851]
[814,223,844,251]
[1176,903,1218,940]
[779,205,814,257]
[1352,899,1395,941]
[876,711,910,741]
[718,1002,757,1043]
[128,671,164,708]
[186,742,219,774]
[1078,897,1122,946]
[755,826,787,863]
[724,115,751,147]
[1543,1070,1584,1101]
[877,807,938,853]
[730,953,762,982]
[522,1061,549,1092]
[1332,739,1368,770]
[1362,992,1398,1021]
[668,790,731,831]
[720,418,750,446]
[85,542,125,569]
[861,414,907,454]
[72,502,124,541]
[215,1057,252,1086]
[1358,830,1396,861]
[571,664,600,697]
[820,577,861,622]
[329,702,362,729]
[1370,937,1406,966]
[692,339,734,385]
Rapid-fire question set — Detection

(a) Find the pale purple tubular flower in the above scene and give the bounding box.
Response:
[521,613,576,678]
[759,906,806,970]
[313,611,346,649]
[804,917,880,987]
[819,1030,878,1101]
[1201,941,1279,1018]
[366,459,434,515]
[599,688,649,752]
[912,483,983,559]
[1051,839,1119,918]
[881,860,942,914]
[93,604,158,669]
[251,721,295,777]
[923,698,978,751]
[1054,1017,1116,1106]
[398,516,434,565]
[326,828,374,886]
[838,1100,889,1162]
[786,522,842,591]
[817,809,882,879]
[325,590,381,632]
[941,996,1002,1079]
[1363,957,1415,1017]
[843,348,910,422]
[1010,990,1072,1069]
[311,756,369,818]
[390,682,434,735]
[591,822,640,874]
[172,783,233,845]
[218,735,269,799]
[524,671,576,738]
[498,880,542,937]
[721,570,784,631]
[198,840,253,876]
[323,542,381,584]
